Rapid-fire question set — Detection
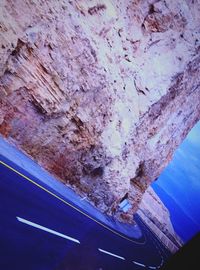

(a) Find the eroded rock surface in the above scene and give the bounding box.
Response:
[0,0,200,222]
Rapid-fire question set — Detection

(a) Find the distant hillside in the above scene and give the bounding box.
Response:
[153,184,199,243]
[138,186,183,253]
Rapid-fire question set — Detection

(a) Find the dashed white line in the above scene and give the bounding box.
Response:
[133,261,146,267]
[16,217,80,244]
[98,248,125,260]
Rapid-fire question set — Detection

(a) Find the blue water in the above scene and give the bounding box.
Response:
[152,121,200,243]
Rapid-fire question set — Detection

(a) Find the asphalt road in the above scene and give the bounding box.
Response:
[0,155,171,270]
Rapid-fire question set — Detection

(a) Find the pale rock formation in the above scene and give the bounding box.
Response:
[138,186,183,253]
[0,0,200,222]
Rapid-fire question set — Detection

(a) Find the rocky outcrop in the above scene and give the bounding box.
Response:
[0,0,200,222]
[138,187,183,253]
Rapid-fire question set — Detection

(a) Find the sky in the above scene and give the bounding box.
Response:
[152,121,200,243]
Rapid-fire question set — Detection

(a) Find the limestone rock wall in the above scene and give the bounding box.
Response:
[0,0,200,221]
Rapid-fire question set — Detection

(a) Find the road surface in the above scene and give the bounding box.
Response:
[0,145,171,270]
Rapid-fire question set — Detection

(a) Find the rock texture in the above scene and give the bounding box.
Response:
[138,186,183,253]
[0,0,200,222]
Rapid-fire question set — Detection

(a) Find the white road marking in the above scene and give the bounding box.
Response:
[16,217,80,244]
[149,266,157,269]
[133,261,146,267]
[98,248,125,260]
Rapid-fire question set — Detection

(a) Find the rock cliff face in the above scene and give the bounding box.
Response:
[138,187,183,253]
[0,0,200,222]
